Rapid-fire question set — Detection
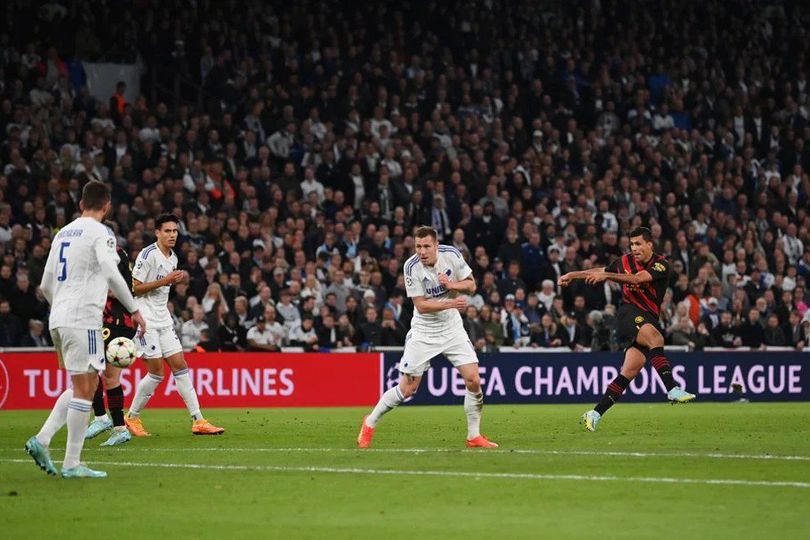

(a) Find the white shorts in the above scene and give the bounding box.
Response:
[50,327,105,374]
[398,329,478,376]
[135,326,183,359]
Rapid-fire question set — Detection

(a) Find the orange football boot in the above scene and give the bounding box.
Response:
[357,416,375,449]
[465,435,499,448]
[192,419,225,435]
[124,415,151,437]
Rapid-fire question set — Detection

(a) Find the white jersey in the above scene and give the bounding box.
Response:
[404,245,473,339]
[132,243,177,328]
[44,217,119,329]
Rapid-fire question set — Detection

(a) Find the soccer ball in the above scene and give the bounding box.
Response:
[106,337,138,367]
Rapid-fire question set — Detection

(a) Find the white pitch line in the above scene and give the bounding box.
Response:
[1,458,808,489]
[13,446,808,462]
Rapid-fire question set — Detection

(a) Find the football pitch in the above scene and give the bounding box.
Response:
[1,403,809,539]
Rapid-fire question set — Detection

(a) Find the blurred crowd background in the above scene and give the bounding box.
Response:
[1,0,809,352]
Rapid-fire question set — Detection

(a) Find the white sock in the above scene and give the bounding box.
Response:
[366,386,405,428]
[128,373,164,418]
[64,398,92,469]
[464,390,484,439]
[36,388,73,446]
[173,369,202,421]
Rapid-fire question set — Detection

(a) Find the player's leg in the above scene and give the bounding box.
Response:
[358,332,432,448]
[358,373,422,448]
[164,335,224,434]
[61,328,107,477]
[635,323,695,403]
[582,346,646,432]
[86,373,112,439]
[447,335,497,447]
[26,328,70,475]
[125,330,165,436]
[99,364,131,446]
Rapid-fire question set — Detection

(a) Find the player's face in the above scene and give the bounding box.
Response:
[415,235,438,266]
[629,235,653,263]
[156,223,178,249]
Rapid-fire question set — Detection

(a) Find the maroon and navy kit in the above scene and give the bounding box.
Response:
[605,253,672,347]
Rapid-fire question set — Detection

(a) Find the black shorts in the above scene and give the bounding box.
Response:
[616,304,661,349]
[102,325,135,347]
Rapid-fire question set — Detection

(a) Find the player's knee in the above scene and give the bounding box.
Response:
[147,362,165,377]
[399,384,416,398]
[465,374,481,392]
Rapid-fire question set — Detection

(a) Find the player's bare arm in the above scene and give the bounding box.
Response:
[132,271,185,296]
[438,273,476,295]
[412,295,467,313]
[585,269,652,286]
[558,267,606,287]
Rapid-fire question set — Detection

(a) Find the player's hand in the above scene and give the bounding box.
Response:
[585,271,608,285]
[438,272,452,289]
[164,270,185,285]
[131,310,147,337]
[453,297,467,311]
[558,274,572,287]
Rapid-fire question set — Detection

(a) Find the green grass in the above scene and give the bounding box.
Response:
[1,403,809,539]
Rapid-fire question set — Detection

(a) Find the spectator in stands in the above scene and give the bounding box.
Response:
[711,312,742,349]
[357,306,383,350]
[246,315,280,352]
[380,306,407,346]
[763,314,788,347]
[0,299,23,346]
[181,305,208,351]
[289,316,318,351]
[19,319,49,347]
[739,308,766,349]
[1,0,809,354]
[530,314,562,348]
[218,312,246,352]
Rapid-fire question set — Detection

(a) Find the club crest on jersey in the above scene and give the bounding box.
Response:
[634,316,644,324]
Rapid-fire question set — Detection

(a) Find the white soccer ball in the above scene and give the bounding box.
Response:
[106,337,138,368]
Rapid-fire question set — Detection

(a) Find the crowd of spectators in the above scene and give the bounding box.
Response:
[1,0,810,352]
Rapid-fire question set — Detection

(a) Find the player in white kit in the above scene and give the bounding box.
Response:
[124,214,224,436]
[357,226,498,448]
[25,181,146,478]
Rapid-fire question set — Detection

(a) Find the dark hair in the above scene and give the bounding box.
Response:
[414,226,438,241]
[155,213,180,230]
[80,181,111,211]
[629,227,653,242]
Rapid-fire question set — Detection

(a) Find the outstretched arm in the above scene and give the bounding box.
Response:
[585,269,653,286]
[558,267,606,287]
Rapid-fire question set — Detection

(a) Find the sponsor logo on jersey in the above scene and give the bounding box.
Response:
[653,262,666,272]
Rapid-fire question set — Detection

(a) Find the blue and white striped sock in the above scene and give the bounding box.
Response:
[63,398,92,469]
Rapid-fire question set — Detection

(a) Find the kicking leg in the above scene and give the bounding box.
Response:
[636,324,695,403]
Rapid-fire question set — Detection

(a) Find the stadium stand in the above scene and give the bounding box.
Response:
[0,0,808,352]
